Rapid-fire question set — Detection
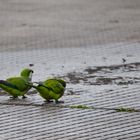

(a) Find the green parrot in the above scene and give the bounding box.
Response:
[30,78,66,103]
[0,68,33,99]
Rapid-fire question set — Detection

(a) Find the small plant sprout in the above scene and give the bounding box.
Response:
[116,107,139,112]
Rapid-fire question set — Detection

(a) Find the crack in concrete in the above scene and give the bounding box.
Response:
[0,102,139,113]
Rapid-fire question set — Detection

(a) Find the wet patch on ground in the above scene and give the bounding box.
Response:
[1,62,140,98]
[62,62,140,86]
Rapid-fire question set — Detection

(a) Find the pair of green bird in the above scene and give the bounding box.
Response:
[0,68,66,103]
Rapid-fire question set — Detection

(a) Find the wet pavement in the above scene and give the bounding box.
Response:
[0,0,140,139]
[0,42,140,140]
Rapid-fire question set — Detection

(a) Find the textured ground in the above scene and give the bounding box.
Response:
[0,0,140,52]
[0,0,140,139]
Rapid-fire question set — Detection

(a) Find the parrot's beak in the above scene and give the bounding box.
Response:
[29,72,33,80]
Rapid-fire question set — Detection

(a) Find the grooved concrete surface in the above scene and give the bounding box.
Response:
[0,0,140,52]
[0,46,140,140]
[0,0,140,140]
[1,86,140,139]
[0,105,140,140]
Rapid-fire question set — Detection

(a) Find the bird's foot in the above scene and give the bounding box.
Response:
[10,96,18,99]
[44,100,53,103]
[22,95,27,99]
[55,100,64,104]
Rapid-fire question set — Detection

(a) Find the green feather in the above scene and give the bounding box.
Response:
[31,78,66,103]
[0,68,33,98]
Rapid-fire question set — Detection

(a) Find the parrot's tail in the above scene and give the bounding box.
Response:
[26,82,52,90]
[25,82,38,89]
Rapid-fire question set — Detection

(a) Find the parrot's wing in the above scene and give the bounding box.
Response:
[0,80,19,90]
[7,77,28,91]
[44,80,64,94]
[45,78,66,87]
[56,79,66,88]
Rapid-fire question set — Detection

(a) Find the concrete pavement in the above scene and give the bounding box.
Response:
[0,0,140,139]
